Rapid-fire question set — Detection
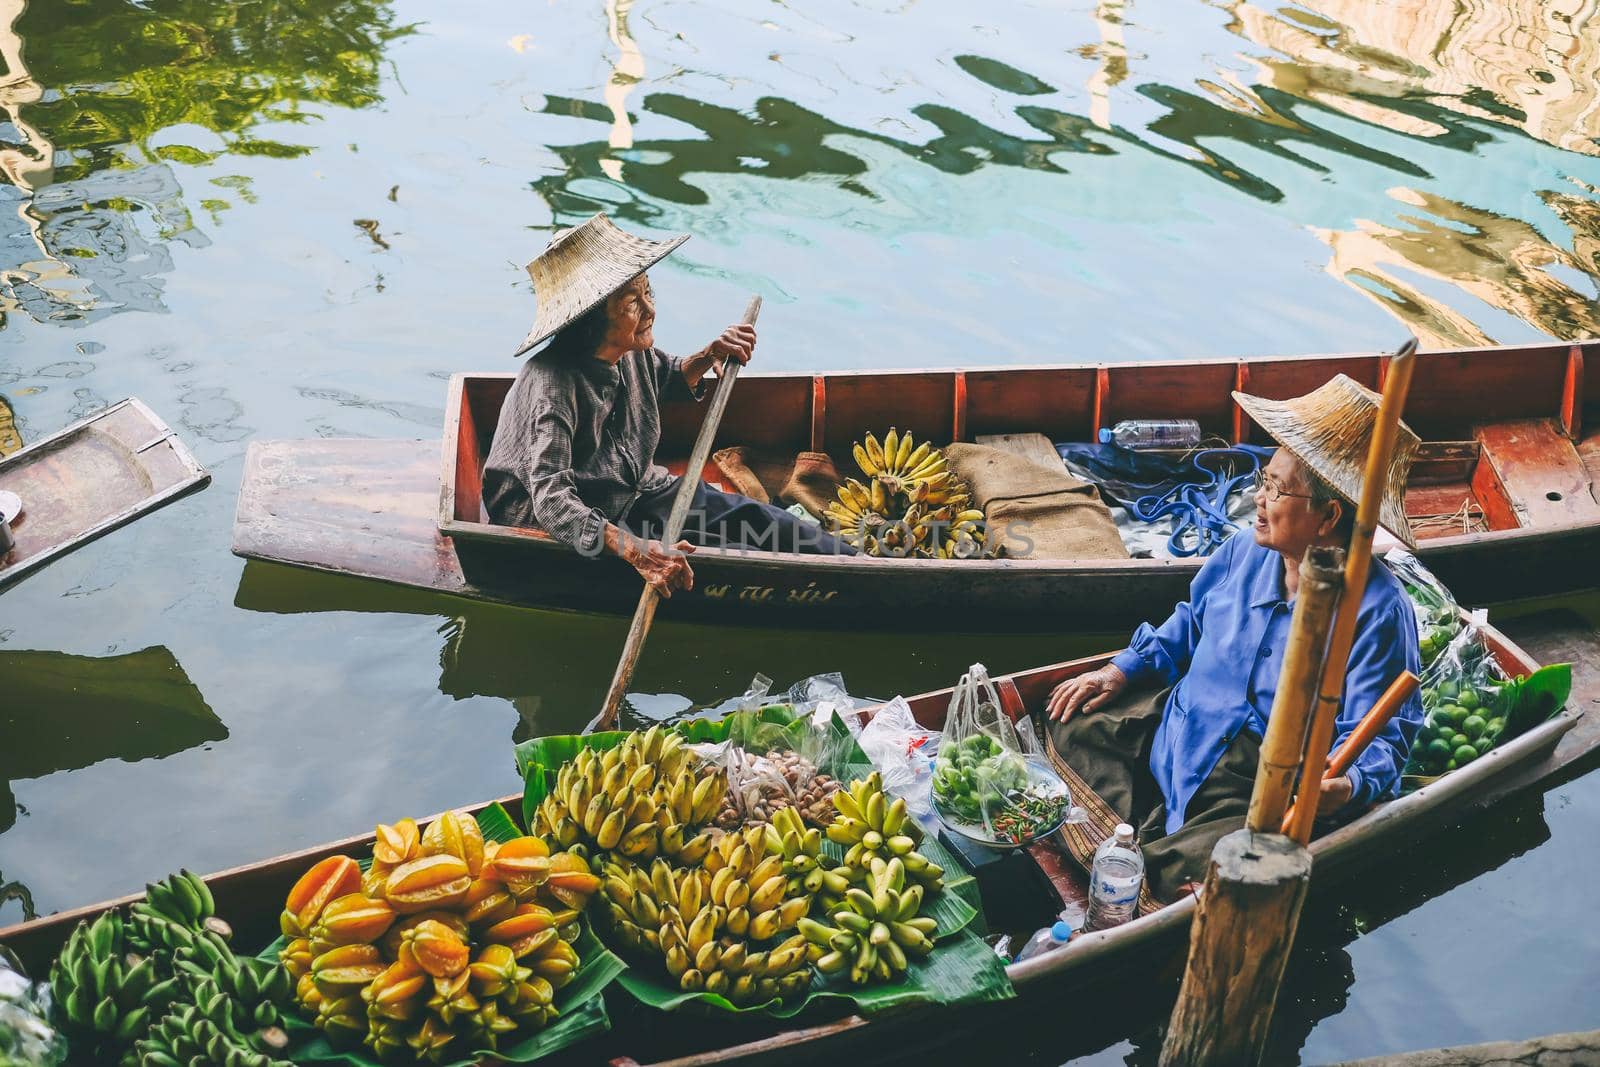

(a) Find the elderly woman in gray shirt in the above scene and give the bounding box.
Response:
[483,216,851,599]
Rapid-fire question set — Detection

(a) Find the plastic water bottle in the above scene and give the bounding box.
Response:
[1013,920,1072,962]
[1098,419,1202,450]
[1084,823,1144,931]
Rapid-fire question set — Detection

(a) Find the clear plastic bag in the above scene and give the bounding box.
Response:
[784,671,864,734]
[710,674,849,830]
[0,947,67,1067]
[1385,547,1464,670]
[1405,610,1514,780]
[931,663,1076,846]
[856,696,941,816]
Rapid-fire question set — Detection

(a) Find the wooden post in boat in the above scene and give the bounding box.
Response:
[587,296,762,734]
[1161,340,1419,1066]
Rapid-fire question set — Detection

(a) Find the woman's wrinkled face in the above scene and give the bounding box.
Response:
[602,274,655,354]
[1253,448,1339,557]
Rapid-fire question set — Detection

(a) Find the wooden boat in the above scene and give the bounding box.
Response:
[1,611,1590,1066]
[234,339,1600,630]
[0,398,209,591]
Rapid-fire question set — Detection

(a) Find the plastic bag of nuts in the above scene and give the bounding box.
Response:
[714,748,841,830]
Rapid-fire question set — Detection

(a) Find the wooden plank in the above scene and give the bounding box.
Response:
[1473,419,1600,528]
[1328,1028,1600,1067]
[975,432,1063,469]
[232,439,470,596]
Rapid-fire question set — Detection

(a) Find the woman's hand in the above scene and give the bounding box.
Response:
[1047,664,1128,722]
[1315,773,1354,816]
[705,323,756,367]
[627,538,696,598]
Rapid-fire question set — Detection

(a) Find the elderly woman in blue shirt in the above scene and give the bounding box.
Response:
[1046,376,1424,901]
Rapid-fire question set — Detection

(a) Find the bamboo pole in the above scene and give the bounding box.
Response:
[1286,341,1417,843]
[1245,546,1345,832]
[586,295,762,734]
[1280,669,1418,834]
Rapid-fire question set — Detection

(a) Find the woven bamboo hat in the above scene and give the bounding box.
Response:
[513,214,690,357]
[1232,373,1420,549]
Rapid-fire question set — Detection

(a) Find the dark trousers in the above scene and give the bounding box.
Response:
[623,479,855,555]
[1048,686,1261,901]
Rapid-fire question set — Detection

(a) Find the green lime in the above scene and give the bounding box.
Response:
[1451,732,1471,750]
[1487,717,1506,736]
[1440,705,1468,728]
[1473,736,1493,755]
[1461,715,1487,738]
[1437,679,1459,700]
[1453,744,1478,765]
[1445,758,1458,772]
[1458,689,1480,710]
[1426,738,1453,762]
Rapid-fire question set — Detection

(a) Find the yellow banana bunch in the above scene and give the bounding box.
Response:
[597,855,813,1006]
[533,726,721,865]
[826,774,945,892]
[794,856,937,985]
[834,430,985,559]
[762,807,856,911]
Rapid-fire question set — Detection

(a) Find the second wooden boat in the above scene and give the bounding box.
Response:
[1,612,1588,1066]
[0,398,209,591]
[234,339,1600,630]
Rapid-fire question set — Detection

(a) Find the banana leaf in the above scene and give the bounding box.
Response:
[257,804,626,1066]
[1500,663,1572,742]
[515,714,1010,1018]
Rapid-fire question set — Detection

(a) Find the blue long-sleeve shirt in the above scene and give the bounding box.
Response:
[1110,534,1423,835]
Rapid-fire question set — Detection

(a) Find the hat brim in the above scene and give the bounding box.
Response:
[1233,388,1419,551]
[513,216,690,357]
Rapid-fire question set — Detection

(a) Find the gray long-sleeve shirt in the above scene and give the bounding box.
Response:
[481,348,702,553]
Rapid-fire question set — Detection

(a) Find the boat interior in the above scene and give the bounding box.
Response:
[443,340,1600,549]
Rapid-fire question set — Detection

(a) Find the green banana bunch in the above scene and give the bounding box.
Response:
[532,726,722,864]
[795,856,937,986]
[128,869,233,955]
[762,806,855,911]
[599,853,812,1006]
[50,911,180,1050]
[825,773,945,892]
[134,1001,293,1067]
[189,958,292,1033]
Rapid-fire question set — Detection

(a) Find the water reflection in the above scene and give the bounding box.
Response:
[1316,185,1600,348]
[0,645,226,833]
[0,0,410,324]
[232,560,1102,742]
[1223,0,1600,159]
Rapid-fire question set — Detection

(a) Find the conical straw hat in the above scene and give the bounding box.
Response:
[513,214,690,357]
[1232,373,1420,550]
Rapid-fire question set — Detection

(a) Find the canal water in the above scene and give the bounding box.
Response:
[2,0,1598,1061]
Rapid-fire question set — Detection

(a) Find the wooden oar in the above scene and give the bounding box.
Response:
[1279,669,1418,834]
[586,295,763,734]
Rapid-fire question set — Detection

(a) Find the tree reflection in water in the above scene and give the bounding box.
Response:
[0,0,411,325]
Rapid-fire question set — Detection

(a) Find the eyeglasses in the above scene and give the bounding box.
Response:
[1251,470,1314,502]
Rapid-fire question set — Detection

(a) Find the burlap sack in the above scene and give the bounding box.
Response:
[943,442,1128,560]
[709,446,842,519]
[780,452,841,519]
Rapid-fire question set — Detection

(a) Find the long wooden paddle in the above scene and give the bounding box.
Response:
[586,295,763,733]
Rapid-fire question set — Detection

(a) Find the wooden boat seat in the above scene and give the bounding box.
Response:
[1473,419,1600,528]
